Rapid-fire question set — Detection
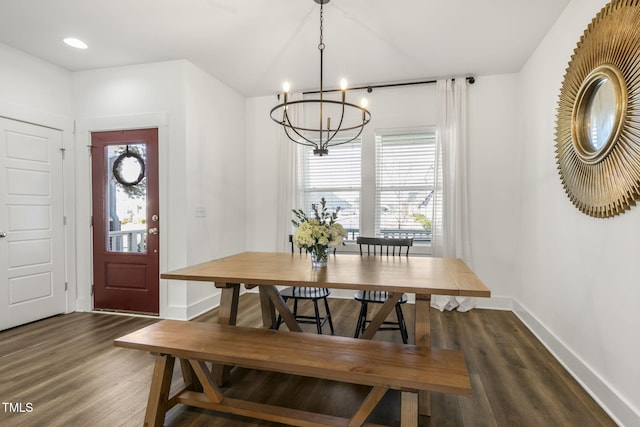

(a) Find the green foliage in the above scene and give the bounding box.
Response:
[292,197,340,228]
[412,213,432,231]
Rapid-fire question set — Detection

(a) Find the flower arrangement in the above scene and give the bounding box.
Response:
[292,198,347,266]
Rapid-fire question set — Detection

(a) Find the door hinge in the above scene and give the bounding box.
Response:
[63,216,67,226]
[65,282,68,291]
[60,147,66,159]
[91,285,94,296]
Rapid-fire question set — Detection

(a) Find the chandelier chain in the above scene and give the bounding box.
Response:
[318,3,325,51]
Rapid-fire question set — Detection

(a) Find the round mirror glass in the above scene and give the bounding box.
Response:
[582,77,616,152]
[571,65,626,165]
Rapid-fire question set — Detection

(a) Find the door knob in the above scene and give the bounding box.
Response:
[0,232,6,238]
[148,228,159,235]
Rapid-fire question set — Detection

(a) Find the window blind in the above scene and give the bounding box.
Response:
[376,132,435,241]
[301,141,361,238]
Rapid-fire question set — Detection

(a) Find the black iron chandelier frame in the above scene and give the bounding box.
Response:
[270,0,371,156]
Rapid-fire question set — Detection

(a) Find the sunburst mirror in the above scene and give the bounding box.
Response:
[555,0,640,218]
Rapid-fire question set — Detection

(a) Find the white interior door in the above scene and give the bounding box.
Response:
[0,117,66,331]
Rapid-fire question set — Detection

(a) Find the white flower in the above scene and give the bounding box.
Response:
[291,198,346,253]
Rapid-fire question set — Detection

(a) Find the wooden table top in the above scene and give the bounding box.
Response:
[161,251,490,297]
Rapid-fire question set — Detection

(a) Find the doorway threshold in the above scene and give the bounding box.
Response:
[92,309,159,319]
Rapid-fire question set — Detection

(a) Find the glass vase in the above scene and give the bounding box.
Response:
[310,247,329,268]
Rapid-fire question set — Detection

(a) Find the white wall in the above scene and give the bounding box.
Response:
[0,43,77,314]
[0,43,73,117]
[245,76,522,304]
[183,62,247,317]
[467,74,521,304]
[518,0,640,424]
[73,59,246,320]
[245,95,282,252]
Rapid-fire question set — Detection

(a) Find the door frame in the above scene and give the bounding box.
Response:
[76,113,170,315]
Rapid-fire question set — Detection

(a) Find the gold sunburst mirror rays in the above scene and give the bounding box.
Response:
[555,0,640,218]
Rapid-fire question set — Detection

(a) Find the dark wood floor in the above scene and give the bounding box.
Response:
[0,294,615,427]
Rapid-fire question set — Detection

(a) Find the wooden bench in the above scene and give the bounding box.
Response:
[114,320,471,427]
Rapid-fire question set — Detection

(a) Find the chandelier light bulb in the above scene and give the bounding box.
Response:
[360,98,368,109]
[283,81,290,93]
[340,78,348,91]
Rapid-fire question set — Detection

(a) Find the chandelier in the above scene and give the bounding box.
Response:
[270,0,371,156]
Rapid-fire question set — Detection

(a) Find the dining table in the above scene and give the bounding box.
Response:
[161,250,491,416]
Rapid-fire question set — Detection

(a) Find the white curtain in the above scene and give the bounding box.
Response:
[431,79,475,312]
[275,92,304,252]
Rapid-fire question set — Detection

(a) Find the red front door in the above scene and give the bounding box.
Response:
[91,129,159,315]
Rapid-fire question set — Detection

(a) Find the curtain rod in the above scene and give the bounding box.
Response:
[303,76,475,95]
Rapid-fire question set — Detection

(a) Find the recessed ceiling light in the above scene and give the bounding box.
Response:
[63,37,88,49]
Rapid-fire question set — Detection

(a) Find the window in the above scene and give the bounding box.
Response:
[300,140,361,240]
[376,131,435,242]
[297,128,435,245]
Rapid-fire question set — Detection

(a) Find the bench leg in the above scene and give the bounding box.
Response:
[348,386,388,427]
[415,295,432,417]
[144,354,175,427]
[189,359,224,403]
[401,391,418,427]
[179,358,202,392]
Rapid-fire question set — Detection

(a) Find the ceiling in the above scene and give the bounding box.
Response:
[0,0,570,97]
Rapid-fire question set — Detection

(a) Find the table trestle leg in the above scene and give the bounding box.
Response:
[258,287,277,328]
[415,295,432,417]
[212,284,240,385]
[264,286,303,332]
[360,292,403,340]
[401,391,418,427]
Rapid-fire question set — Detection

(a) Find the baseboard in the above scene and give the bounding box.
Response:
[75,297,91,312]
[512,299,638,427]
[187,292,222,320]
[330,291,515,311]
[475,295,513,311]
[329,289,357,299]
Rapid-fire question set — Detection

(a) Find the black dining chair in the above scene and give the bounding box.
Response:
[275,235,335,334]
[353,236,413,344]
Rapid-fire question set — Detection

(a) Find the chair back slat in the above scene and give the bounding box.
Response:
[356,236,413,257]
[289,234,302,254]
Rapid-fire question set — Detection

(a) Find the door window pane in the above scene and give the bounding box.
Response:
[105,144,148,253]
